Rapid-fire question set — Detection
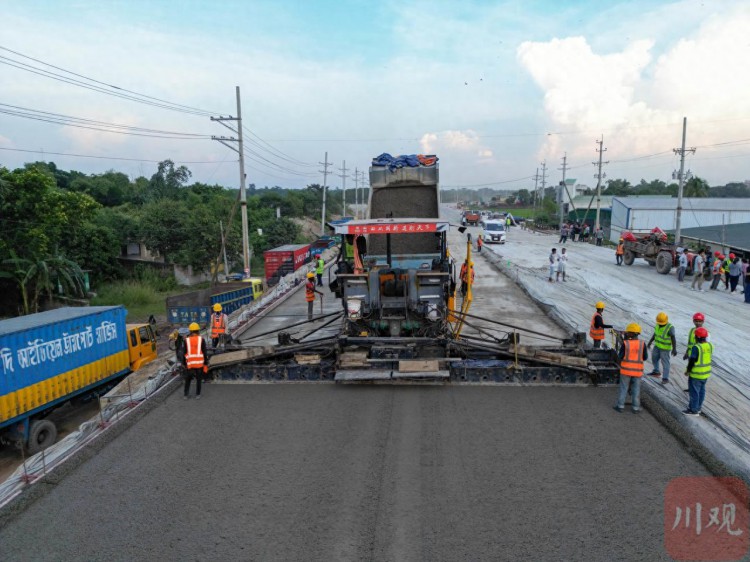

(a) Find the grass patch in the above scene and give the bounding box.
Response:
[91,280,184,323]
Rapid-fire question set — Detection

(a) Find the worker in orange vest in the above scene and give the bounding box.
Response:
[460,260,475,296]
[210,303,229,349]
[615,238,625,266]
[614,323,648,413]
[476,235,483,253]
[182,322,207,400]
[589,301,612,349]
[306,272,323,321]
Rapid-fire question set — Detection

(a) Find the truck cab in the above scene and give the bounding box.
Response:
[126,323,158,371]
[242,277,265,300]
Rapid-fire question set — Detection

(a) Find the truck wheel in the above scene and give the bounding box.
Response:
[656,253,672,274]
[27,420,57,454]
[623,251,635,266]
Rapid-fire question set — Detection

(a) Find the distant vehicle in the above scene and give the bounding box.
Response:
[482,219,507,244]
[0,306,157,453]
[463,210,481,226]
[167,281,264,328]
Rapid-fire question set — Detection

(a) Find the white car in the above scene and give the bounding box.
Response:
[482,219,506,244]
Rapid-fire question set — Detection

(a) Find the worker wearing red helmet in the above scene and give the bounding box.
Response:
[683,326,713,416]
[683,313,709,360]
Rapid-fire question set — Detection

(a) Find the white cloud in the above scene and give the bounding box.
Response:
[517,5,750,183]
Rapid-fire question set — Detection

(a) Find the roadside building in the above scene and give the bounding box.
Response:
[609,197,750,243]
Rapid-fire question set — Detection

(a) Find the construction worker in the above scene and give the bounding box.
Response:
[614,323,648,413]
[710,253,724,290]
[646,312,677,384]
[683,327,713,416]
[182,322,207,400]
[476,234,483,253]
[315,253,325,287]
[615,238,625,266]
[589,301,612,349]
[683,313,708,360]
[306,272,323,321]
[210,303,229,350]
[460,260,475,296]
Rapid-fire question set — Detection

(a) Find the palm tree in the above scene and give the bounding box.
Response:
[0,252,85,314]
[683,176,710,197]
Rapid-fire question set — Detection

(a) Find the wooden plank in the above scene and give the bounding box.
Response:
[398,360,440,372]
[335,369,392,381]
[392,370,449,380]
[295,354,321,365]
[208,347,275,367]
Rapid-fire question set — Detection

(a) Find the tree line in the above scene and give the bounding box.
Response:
[0,159,341,315]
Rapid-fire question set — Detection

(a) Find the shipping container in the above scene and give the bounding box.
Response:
[264,244,311,285]
[166,281,264,327]
[0,306,157,452]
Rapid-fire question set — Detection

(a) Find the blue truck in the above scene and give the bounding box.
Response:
[0,306,157,453]
[166,280,264,328]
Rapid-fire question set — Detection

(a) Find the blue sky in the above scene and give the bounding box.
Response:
[1,0,749,190]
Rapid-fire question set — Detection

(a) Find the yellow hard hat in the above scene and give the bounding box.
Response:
[595,301,605,310]
[469,261,474,266]
[625,323,641,334]
[213,303,222,312]
[188,322,200,332]
[306,272,314,278]
[656,312,668,325]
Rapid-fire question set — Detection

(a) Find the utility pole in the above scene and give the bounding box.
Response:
[359,171,368,219]
[352,167,359,219]
[319,152,331,236]
[540,160,548,200]
[593,135,609,231]
[558,153,568,227]
[338,160,349,217]
[219,220,229,279]
[532,167,540,222]
[673,117,696,245]
[211,86,250,277]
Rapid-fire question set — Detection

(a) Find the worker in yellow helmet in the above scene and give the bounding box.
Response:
[182,322,207,400]
[614,323,648,413]
[589,301,612,349]
[210,303,229,350]
[646,311,677,384]
[305,272,323,321]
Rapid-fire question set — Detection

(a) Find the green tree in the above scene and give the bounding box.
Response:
[683,176,710,197]
[147,160,192,201]
[139,200,189,263]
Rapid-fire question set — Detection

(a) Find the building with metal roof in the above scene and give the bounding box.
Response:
[675,223,750,256]
[609,197,750,242]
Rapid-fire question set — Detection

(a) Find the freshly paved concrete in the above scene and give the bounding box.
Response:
[0,384,713,561]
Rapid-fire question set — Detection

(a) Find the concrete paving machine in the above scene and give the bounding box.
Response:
[208,156,620,385]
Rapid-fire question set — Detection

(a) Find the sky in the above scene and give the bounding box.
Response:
[1,0,749,192]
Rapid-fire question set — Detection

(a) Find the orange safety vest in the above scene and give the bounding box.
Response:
[305,281,316,302]
[460,263,467,281]
[589,312,604,341]
[712,260,722,274]
[620,339,645,377]
[185,335,205,369]
[616,243,624,255]
[477,237,483,247]
[210,313,226,337]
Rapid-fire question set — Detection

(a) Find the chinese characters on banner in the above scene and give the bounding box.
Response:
[665,476,748,560]
[346,222,439,235]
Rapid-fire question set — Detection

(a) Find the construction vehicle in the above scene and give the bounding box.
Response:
[0,306,157,453]
[463,210,481,226]
[208,154,619,385]
[621,228,696,274]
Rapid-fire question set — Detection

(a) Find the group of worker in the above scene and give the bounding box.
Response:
[590,302,713,416]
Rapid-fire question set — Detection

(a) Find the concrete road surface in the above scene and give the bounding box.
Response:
[0,384,715,561]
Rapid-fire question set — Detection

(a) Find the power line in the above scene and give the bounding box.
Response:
[0,45,222,116]
[0,103,212,139]
[242,126,317,167]
[0,146,232,164]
